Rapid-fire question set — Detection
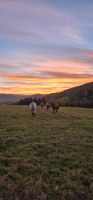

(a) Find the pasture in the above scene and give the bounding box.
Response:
[0,105,93,200]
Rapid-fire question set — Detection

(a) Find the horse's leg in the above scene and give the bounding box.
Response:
[32,111,35,117]
[53,108,55,114]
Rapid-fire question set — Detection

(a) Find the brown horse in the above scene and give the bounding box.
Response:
[46,102,59,113]
[46,102,51,111]
[51,102,60,114]
[40,102,44,108]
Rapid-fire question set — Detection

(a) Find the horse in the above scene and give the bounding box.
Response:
[46,102,60,114]
[29,101,37,117]
[46,102,51,111]
[40,102,44,108]
[51,102,60,114]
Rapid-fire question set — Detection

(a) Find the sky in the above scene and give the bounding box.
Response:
[0,0,93,94]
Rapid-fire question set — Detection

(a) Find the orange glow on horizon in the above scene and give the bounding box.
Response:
[0,76,93,95]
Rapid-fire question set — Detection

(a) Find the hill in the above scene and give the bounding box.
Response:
[58,81,93,98]
[0,94,27,103]
[0,94,45,104]
[45,82,93,101]
[45,82,93,107]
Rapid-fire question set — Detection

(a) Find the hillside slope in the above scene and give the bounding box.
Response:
[45,82,93,101]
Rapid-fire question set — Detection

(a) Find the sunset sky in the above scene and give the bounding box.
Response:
[0,0,93,94]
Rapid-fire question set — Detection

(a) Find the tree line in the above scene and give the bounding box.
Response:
[17,97,46,106]
[17,89,93,108]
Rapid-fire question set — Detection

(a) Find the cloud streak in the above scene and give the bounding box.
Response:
[0,0,86,45]
[0,70,93,94]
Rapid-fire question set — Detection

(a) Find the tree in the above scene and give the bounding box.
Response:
[57,97,71,106]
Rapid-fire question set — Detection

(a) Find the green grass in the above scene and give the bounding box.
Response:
[0,105,93,200]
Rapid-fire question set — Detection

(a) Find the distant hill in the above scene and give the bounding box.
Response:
[0,94,27,103]
[45,82,93,101]
[45,82,93,107]
[58,81,93,98]
[0,94,45,104]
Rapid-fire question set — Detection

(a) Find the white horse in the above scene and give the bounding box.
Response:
[29,101,37,117]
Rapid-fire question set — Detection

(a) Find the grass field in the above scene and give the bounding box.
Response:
[0,105,93,200]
